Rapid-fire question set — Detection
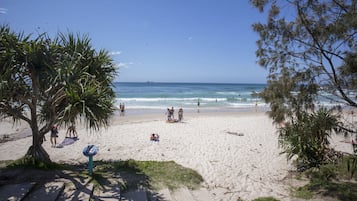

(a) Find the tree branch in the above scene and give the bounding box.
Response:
[297,2,357,107]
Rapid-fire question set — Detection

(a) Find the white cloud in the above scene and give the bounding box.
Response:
[0,8,8,14]
[109,51,122,56]
[116,62,133,69]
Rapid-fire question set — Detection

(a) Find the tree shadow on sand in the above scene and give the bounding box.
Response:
[0,159,202,200]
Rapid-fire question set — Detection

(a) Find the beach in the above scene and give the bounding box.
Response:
[0,109,354,201]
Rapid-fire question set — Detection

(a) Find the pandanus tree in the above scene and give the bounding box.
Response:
[0,25,117,162]
[250,0,357,168]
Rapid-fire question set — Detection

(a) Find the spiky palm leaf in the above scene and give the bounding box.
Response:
[0,25,117,162]
[279,107,339,169]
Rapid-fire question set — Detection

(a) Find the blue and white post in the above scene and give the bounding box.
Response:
[82,145,98,175]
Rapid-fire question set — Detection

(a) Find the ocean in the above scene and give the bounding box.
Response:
[113,82,268,113]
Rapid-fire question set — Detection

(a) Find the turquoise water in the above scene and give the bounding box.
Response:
[113,82,357,114]
[113,82,267,112]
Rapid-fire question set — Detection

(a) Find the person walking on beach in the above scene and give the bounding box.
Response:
[170,107,175,119]
[166,108,171,121]
[50,125,59,148]
[178,108,183,122]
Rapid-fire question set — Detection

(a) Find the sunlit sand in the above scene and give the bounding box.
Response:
[0,110,353,200]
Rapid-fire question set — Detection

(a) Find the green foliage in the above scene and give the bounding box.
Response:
[347,155,357,178]
[334,154,357,180]
[291,155,357,200]
[305,166,337,183]
[307,180,357,201]
[5,156,69,170]
[0,25,117,162]
[0,160,13,168]
[292,186,314,199]
[315,155,357,181]
[279,108,339,168]
[2,159,204,192]
[250,0,357,169]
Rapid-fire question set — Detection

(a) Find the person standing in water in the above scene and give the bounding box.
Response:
[197,99,200,113]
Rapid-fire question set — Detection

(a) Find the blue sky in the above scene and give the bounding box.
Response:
[0,0,268,83]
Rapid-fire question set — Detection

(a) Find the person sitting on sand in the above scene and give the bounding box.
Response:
[154,134,160,141]
[150,133,160,142]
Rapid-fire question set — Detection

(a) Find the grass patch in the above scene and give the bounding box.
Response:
[291,155,357,201]
[0,160,14,168]
[292,186,314,199]
[94,160,204,190]
[307,180,357,201]
[4,156,71,170]
[336,155,357,180]
[1,158,203,192]
[252,197,280,201]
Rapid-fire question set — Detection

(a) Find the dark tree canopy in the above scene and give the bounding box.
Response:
[251,0,357,168]
[0,25,117,162]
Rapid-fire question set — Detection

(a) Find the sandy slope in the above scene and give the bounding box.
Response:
[0,111,354,201]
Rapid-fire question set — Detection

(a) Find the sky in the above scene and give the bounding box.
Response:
[0,0,269,84]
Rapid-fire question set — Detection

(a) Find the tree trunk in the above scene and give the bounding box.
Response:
[24,62,52,163]
[25,120,51,163]
[26,144,51,163]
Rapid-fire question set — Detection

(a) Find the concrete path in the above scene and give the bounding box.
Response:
[0,182,36,201]
[0,176,212,201]
[22,182,64,201]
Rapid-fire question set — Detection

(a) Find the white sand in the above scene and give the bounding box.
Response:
[0,111,354,201]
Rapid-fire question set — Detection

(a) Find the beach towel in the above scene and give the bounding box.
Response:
[57,137,79,148]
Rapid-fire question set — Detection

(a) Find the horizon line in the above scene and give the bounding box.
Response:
[114,81,267,85]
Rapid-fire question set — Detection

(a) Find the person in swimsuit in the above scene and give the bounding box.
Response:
[51,125,59,147]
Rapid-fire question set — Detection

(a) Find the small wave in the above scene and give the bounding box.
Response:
[117,97,195,102]
[117,97,229,102]
[216,91,240,96]
[119,105,169,110]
